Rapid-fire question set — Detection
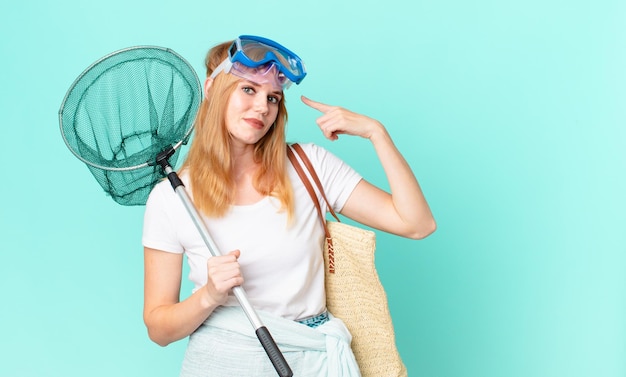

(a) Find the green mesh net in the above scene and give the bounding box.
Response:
[59,46,202,205]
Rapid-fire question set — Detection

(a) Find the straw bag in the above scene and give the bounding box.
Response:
[288,144,408,377]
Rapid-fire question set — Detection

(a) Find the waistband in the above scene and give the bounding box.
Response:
[296,310,329,328]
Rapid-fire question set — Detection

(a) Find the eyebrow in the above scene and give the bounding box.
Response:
[244,80,283,97]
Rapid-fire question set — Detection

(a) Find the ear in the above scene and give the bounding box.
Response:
[204,77,213,98]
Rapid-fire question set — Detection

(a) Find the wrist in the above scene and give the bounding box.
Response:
[198,287,222,312]
[368,122,390,143]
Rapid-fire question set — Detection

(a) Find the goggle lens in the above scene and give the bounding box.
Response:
[230,61,289,89]
[238,39,304,77]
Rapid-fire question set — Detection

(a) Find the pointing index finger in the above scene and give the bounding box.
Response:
[301,95,333,113]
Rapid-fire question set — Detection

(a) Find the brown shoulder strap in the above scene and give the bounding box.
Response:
[291,143,340,222]
[287,146,328,233]
[288,143,337,273]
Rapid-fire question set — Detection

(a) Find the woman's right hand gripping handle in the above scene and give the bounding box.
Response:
[143,247,243,346]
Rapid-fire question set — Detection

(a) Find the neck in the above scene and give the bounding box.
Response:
[231,152,264,205]
[229,143,257,182]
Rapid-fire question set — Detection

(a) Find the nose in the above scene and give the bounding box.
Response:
[253,94,269,114]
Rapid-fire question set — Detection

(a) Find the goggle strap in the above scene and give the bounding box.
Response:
[209,58,233,80]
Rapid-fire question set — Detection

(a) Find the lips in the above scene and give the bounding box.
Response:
[244,118,265,129]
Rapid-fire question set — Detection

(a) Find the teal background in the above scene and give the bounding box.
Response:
[1,0,624,376]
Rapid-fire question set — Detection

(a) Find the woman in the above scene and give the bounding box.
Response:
[142,35,436,376]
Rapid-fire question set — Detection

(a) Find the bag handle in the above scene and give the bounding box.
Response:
[290,143,341,222]
[287,143,338,273]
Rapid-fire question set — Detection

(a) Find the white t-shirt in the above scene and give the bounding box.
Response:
[142,143,362,321]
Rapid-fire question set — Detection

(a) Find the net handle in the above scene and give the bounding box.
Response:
[158,158,293,377]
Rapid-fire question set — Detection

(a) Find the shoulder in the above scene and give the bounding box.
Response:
[145,171,191,207]
[290,142,344,168]
[290,142,362,212]
[144,178,171,213]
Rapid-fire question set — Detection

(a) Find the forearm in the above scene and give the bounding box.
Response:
[300,95,436,238]
[145,286,220,346]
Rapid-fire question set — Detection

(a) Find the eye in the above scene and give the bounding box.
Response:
[242,86,255,94]
[268,95,280,104]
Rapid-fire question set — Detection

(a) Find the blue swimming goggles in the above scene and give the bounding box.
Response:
[209,35,307,90]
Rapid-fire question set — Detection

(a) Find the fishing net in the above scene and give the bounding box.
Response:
[59,46,202,205]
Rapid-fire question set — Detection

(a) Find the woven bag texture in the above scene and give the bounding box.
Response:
[324,221,407,377]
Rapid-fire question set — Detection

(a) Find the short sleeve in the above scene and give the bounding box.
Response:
[296,143,362,213]
[142,179,184,253]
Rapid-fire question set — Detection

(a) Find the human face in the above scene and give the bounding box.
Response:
[225,79,282,147]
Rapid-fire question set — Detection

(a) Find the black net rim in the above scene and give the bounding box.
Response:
[58,45,201,172]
